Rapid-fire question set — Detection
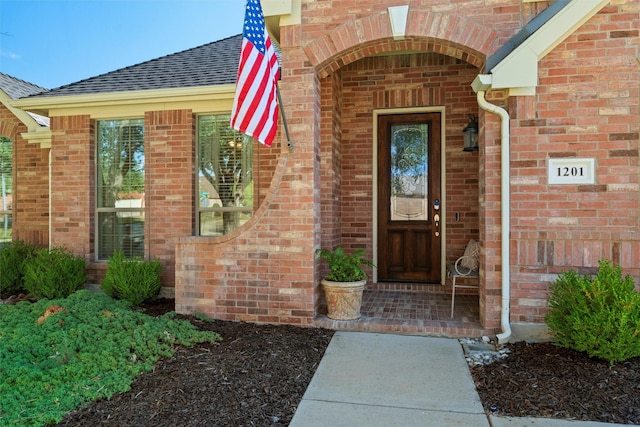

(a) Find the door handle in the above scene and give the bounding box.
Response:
[433,199,440,236]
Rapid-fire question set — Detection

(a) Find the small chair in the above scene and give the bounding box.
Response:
[447,239,480,317]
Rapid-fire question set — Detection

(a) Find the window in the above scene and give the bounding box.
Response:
[96,119,145,259]
[0,137,11,243]
[197,115,254,236]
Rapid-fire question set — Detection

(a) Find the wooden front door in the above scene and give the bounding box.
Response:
[377,113,441,283]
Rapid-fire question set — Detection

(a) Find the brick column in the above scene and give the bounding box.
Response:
[50,115,93,256]
[146,110,195,288]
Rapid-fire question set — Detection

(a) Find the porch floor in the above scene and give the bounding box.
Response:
[314,283,495,338]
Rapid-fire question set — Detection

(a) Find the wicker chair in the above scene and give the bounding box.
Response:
[447,239,479,317]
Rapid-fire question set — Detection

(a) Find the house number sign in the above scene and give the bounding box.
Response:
[548,158,595,185]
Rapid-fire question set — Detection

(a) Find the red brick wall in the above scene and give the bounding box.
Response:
[178,0,638,328]
[175,30,322,324]
[254,139,280,208]
[293,0,638,328]
[477,93,507,328]
[175,137,320,324]
[332,53,480,266]
[50,115,93,257]
[48,111,197,287]
[145,110,196,288]
[319,69,343,265]
[507,2,640,323]
[0,105,49,247]
[20,1,636,331]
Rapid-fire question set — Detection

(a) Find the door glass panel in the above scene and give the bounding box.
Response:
[390,124,428,221]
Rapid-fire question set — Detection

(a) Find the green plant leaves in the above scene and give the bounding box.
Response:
[100,250,162,305]
[0,290,220,426]
[23,247,86,300]
[316,246,375,282]
[546,259,640,364]
[0,240,39,293]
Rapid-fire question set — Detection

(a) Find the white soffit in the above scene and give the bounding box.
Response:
[490,0,610,92]
[262,0,291,16]
[263,0,300,25]
[263,0,301,44]
[0,90,51,148]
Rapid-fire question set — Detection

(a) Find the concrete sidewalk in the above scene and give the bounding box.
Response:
[290,332,622,427]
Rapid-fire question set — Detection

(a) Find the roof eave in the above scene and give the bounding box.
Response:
[484,0,610,95]
[0,90,52,148]
[13,84,237,116]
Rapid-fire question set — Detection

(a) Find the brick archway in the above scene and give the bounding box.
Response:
[0,113,19,141]
[303,9,496,77]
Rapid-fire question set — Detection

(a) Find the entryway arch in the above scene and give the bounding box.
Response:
[312,8,495,334]
[303,9,495,77]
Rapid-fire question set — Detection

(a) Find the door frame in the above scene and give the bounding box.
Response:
[372,107,446,284]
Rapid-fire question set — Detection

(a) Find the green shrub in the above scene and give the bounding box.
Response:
[546,259,640,364]
[101,250,162,305]
[0,240,39,293]
[23,247,86,300]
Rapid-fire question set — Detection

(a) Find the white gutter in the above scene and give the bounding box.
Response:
[48,149,52,249]
[469,0,609,344]
[472,75,511,344]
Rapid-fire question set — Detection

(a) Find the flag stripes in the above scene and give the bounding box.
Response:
[231,0,280,147]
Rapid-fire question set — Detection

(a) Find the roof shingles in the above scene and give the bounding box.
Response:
[33,34,242,98]
[0,73,48,99]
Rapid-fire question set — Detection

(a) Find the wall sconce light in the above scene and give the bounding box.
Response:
[463,114,479,152]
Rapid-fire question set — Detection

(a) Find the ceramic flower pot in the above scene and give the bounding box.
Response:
[321,279,366,320]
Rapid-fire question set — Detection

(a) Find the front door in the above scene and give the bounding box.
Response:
[377,113,441,283]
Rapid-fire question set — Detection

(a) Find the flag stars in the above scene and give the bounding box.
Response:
[243,0,267,53]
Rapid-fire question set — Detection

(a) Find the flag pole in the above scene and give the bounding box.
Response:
[276,84,293,152]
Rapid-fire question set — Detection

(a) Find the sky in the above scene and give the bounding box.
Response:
[0,0,247,89]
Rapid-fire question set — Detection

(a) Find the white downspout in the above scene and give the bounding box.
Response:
[476,88,512,344]
[48,148,52,249]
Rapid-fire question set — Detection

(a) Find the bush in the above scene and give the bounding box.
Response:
[546,259,640,364]
[24,247,86,300]
[101,250,162,305]
[0,240,39,293]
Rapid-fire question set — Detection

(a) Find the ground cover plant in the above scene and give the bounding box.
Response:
[56,308,334,427]
[3,293,639,425]
[0,291,220,427]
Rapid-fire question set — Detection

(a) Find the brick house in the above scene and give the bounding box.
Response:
[4,0,639,341]
[0,73,49,245]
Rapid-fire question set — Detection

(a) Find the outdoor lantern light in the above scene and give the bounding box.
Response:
[463,114,479,152]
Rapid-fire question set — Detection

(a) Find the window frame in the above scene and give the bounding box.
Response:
[95,118,146,260]
[196,114,254,237]
[0,136,12,243]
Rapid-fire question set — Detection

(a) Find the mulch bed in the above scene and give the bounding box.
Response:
[55,299,334,427]
[4,295,640,425]
[471,341,640,425]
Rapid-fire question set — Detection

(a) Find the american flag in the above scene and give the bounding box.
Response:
[231,0,280,147]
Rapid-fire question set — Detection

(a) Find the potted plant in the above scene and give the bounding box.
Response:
[316,246,375,320]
